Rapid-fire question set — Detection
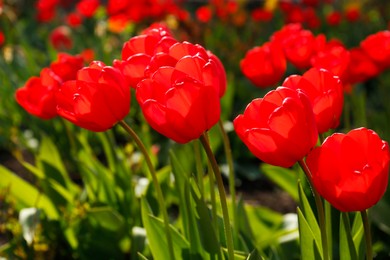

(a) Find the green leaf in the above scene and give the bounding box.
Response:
[137,252,150,260]
[38,136,72,188]
[340,212,358,260]
[298,180,321,249]
[351,213,365,259]
[261,164,299,201]
[0,165,59,219]
[87,207,125,232]
[141,197,190,260]
[189,180,223,259]
[169,150,203,257]
[297,208,322,260]
[246,248,264,260]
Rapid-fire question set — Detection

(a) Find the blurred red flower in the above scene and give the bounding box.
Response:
[80,48,95,64]
[0,31,4,45]
[360,30,390,70]
[343,47,381,84]
[36,0,59,22]
[76,0,100,18]
[240,41,286,88]
[283,68,343,133]
[49,53,84,82]
[311,42,350,83]
[66,12,83,27]
[16,68,62,119]
[49,26,73,50]
[307,128,389,212]
[326,11,342,26]
[251,8,273,22]
[344,5,360,22]
[196,6,213,23]
[56,61,130,132]
[282,28,318,69]
[234,87,318,168]
[136,42,224,143]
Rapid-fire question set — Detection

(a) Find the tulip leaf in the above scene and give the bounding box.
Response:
[169,150,204,257]
[261,164,299,201]
[340,212,358,260]
[297,180,322,250]
[86,206,125,232]
[0,165,59,220]
[297,208,322,260]
[246,248,264,260]
[351,212,365,259]
[189,180,223,259]
[140,197,190,260]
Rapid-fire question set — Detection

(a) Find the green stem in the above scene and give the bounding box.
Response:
[118,120,175,260]
[361,210,373,260]
[208,157,219,240]
[298,159,329,260]
[341,212,358,260]
[200,133,235,260]
[218,120,238,244]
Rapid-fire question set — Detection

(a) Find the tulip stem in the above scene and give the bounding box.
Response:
[361,210,373,260]
[218,119,238,245]
[298,159,329,260]
[118,120,175,260]
[200,133,235,260]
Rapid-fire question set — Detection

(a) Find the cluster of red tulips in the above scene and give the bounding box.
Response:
[16,22,389,214]
[241,23,390,93]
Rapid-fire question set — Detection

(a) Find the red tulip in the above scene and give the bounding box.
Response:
[56,61,130,132]
[360,31,390,69]
[282,29,317,69]
[306,128,389,212]
[251,8,273,22]
[344,5,360,22]
[49,26,73,50]
[49,53,84,82]
[114,26,177,88]
[240,41,286,88]
[343,47,381,84]
[16,68,62,119]
[311,43,350,82]
[136,42,223,144]
[36,0,58,22]
[76,0,100,18]
[66,12,83,27]
[326,11,342,26]
[196,6,213,23]
[283,68,343,134]
[234,87,318,168]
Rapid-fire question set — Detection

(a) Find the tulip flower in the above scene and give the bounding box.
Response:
[76,0,100,18]
[311,43,350,83]
[16,68,62,119]
[282,67,343,134]
[343,47,381,84]
[49,26,73,50]
[240,41,286,88]
[56,61,130,132]
[306,128,389,212]
[282,29,317,69]
[49,53,84,82]
[234,87,318,168]
[136,42,224,144]
[114,26,177,88]
[360,30,390,70]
